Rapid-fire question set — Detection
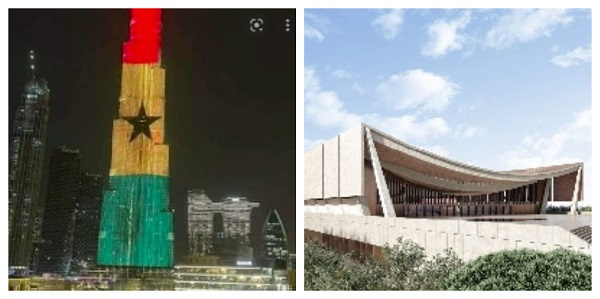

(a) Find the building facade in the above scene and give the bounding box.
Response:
[186,190,259,262]
[71,173,104,274]
[38,147,82,275]
[9,50,50,271]
[187,190,217,258]
[262,209,288,268]
[98,8,174,267]
[220,197,259,260]
[304,123,588,261]
[173,265,288,290]
[305,123,583,218]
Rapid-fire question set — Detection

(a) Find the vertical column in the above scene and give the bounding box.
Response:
[540,179,551,214]
[365,127,395,217]
[569,166,583,215]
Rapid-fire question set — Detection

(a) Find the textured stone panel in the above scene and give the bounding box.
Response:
[339,124,364,197]
[304,146,323,200]
[323,138,340,199]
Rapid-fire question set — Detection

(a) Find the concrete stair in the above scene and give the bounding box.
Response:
[571,225,592,244]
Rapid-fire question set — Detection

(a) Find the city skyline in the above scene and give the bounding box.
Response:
[9,8,296,265]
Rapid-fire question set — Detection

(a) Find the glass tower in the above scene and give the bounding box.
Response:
[262,209,288,268]
[38,147,81,275]
[98,8,173,267]
[72,173,104,273]
[9,50,50,271]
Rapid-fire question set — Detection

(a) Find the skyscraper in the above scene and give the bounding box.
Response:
[262,209,288,268]
[186,190,259,262]
[9,50,50,271]
[72,173,104,273]
[98,8,174,267]
[220,197,259,261]
[187,190,216,258]
[38,147,81,275]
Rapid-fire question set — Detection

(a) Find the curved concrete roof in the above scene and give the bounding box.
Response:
[367,124,582,194]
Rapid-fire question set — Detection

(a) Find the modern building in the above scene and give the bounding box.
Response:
[305,123,589,261]
[71,173,104,274]
[305,123,583,218]
[261,209,288,268]
[187,190,217,258]
[219,197,260,261]
[38,147,82,275]
[173,265,288,290]
[9,50,50,272]
[186,190,259,262]
[98,8,174,268]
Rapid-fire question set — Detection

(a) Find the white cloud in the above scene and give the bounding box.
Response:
[305,25,324,41]
[500,107,590,170]
[422,12,471,57]
[457,103,477,114]
[376,69,459,112]
[372,9,404,40]
[484,9,573,49]
[305,67,449,142]
[551,46,591,68]
[305,13,330,42]
[453,125,485,139]
[332,69,353,79]
[351,83,365,95]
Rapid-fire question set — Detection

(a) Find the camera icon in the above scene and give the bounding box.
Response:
[249,18,264,32]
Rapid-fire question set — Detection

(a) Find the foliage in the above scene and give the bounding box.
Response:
[303,241,386,290]
[546,205,591,214]
[304,238,463,290]
[444,248,592,290]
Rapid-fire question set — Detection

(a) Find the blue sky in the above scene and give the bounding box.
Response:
[304,9,591,203]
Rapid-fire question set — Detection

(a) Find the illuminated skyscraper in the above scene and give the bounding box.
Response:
[186,190,259,262]
[9,50,50,271]
[38,147,81,275]
[261,209,288,268]
[187,190,216,258]
[72,173,104,273]
[220,197,259,260]
[98,9,174,267]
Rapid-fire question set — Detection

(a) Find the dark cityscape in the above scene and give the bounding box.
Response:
[9,9,295,290]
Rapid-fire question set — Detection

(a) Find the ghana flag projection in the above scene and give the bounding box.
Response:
[98,9,173,267]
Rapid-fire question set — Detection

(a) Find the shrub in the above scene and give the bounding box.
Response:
[304,238,463,290]
[444,248,591,290]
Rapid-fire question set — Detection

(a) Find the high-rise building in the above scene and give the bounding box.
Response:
[9,50,50,272]
[262,209,288,268]
[186,190,259,262]
[71,173,104,273]
[98,9,174,267]
[218,197,259,261]
[187,190,216,258]
[38,147,82,275]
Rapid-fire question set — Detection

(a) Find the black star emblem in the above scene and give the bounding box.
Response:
[122,104,161,142]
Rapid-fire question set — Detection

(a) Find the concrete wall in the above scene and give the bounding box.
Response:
[304,213,591,261]
[304,124,364,200]
[304,198,369,216]
[304,146,323,200]
[554,171,582,201]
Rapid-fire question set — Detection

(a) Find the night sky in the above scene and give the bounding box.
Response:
[9,9,296,262]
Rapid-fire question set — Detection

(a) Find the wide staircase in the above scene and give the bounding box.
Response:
[571,225,592,244]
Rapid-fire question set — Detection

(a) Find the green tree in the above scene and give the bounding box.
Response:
[304,238,463,290]
[444,248,591,290]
